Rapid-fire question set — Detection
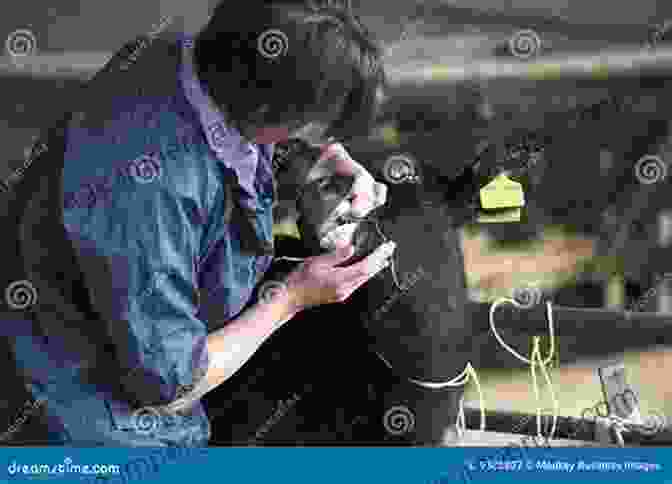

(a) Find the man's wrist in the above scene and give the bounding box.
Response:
[285,282,305,316]
[259,283,302,326]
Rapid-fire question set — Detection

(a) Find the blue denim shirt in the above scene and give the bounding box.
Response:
[8,32,275,446]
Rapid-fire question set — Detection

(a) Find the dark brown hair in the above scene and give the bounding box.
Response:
[194,0,386,142]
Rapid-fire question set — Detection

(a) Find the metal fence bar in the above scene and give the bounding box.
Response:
[657,210,672,313]
[386,45,672,86]
[462,405,672,445]
[4,44,672,83]
[468,301,672,336]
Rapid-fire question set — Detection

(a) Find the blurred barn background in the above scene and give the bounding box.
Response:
[2,0,672,442]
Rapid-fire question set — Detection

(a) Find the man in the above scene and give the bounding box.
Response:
[3,0,393,446]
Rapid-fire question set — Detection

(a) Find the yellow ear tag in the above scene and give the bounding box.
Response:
[273,220,302,239]
[479,173,525,210]
[476,207,522,223]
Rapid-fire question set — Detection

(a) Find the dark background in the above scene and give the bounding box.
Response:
[3,0,672,304]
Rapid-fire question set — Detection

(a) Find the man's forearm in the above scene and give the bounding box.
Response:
[161,292,298,413]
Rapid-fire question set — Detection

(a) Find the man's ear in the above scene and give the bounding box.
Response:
[255,104,270,117]
[237,104,270,140]
[245,104,270,128]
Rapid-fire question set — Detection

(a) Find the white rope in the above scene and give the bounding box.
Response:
[382,297,559,441]
[488,298,560,441]
[377,350,487,434]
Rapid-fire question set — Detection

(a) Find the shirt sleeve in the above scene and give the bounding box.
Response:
[62,157,211,408]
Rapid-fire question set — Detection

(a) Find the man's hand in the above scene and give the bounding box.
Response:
[284,240,396,312]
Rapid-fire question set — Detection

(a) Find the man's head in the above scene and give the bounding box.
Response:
[193,0,386,145]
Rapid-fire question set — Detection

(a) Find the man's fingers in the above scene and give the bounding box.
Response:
[342,259,391,295]
[314,244,355,267]
[338,241,396,283]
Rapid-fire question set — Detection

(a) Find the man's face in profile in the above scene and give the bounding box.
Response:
[242,96,345,145]
[248,120,332,145]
